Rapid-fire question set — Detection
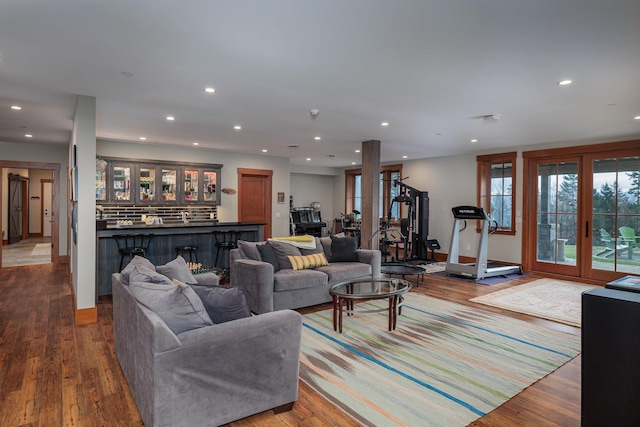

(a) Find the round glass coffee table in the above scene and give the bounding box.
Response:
[329,277,411,333]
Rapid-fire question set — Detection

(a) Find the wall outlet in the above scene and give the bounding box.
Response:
[275,212,281,218]
[466,244,471,251]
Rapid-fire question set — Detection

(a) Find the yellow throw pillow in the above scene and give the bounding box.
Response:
[288,253,329,270]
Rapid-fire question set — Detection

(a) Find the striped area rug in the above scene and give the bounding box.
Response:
[300,293,581,426]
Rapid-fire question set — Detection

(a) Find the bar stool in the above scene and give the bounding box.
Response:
[175,245,198,263]
[115,234,154,272]
[213,230,243,272]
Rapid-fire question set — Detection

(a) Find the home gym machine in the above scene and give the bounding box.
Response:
[378,179,431,262]
[445,205,522,280]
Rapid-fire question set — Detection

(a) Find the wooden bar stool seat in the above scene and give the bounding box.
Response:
[175,245,198,263]
[115,234,154,272]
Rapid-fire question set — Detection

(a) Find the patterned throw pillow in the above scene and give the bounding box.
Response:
[287,253,329,270]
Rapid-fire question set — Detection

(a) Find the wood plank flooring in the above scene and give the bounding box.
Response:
[0,264,583,426]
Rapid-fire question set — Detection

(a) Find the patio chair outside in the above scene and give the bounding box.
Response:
[596,228,632,259]
[619,226,640,250]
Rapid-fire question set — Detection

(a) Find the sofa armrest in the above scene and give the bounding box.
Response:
[357,249,382,278]
[230,258,276,313]
[155,310,302,426]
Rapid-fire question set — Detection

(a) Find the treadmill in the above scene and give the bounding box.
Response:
[445,206,522,280]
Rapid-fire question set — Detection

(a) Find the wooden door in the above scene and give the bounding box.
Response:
[8,174,22,244]
[238,168,272,239]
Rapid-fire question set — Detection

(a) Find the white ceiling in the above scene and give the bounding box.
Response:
[1,0,639,167]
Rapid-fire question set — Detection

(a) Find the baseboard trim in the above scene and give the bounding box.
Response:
[75,307,98,325]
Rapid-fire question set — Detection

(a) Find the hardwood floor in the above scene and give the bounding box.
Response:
[0,264,583,426]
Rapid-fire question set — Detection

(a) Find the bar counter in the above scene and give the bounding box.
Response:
[96,221,264,297]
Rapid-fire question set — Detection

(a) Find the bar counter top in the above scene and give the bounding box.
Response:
[104,220,262,230]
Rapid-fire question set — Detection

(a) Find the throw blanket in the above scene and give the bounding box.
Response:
[268,235,317,250]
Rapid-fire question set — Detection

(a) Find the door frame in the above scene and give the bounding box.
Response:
[0,161,61,267]
[523,139,640,282]
[41,179,53,239]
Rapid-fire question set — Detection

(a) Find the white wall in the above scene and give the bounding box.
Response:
[97,140,293,237]
[291,172,335,235]
[0,142,69,252]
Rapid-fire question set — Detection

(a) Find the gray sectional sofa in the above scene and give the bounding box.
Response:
[230,235,381,314]
[112,256,302,427]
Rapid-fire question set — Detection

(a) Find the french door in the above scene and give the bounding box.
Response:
[525,142,640,281]
[529,157,581,277]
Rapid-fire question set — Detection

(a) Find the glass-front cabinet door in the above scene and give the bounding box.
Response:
[161,168,177,202]
[203,170,217,203]
[112,164,132,202]
[184,169,199,202]
[138,166,156,202]
[96,167,107,201]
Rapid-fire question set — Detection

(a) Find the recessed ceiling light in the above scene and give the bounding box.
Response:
[306,158,311,161]
[557,79,572,85]
[355,149,361,153]
[204,87,215,93]
[314,136,321,140]
[139,136,147,141]
[10,105,21,110]
[262,149,268,153]
[166,116,175,121]
[635,116,640,120]
[471,139,478,143]
[402,155,408,159]
[351,162,356,165]
[25,134,33,138]
[193,142,199,146]
[234,125,242,130]
[381,122,389,127]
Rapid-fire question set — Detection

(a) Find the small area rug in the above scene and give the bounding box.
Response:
[31,243,51,256]
[300,293,581,426]
[470,278,597,327]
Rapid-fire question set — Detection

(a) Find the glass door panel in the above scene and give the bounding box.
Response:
[203,171,217,202]
[591,156,640,275]
[184,169,198,202]
[139,167,156,202]
[96,168,107,201]
[534,160,580,275]
[112,165,131,202]
[161,169,177,201]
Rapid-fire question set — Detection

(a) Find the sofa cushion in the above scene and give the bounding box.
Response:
[273,268,328,292]
[268,240,301,270]
[316,262,372,283]
[129,264,175,285]
[237,240,261,261]
[120,255,156,284]
[190,284,252,324]
[257,243,280,272]
[300,237,324,256]
[129,268,214,334]
[288,253,329,270]
[330,235,359,262]
[156,255,197,284]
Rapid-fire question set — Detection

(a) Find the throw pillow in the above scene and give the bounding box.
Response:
[129,264,175,286]
[190,284,252,324]
[129,270,213,334]
[237,240,261,261]
[156,255,197,284]
[257,243,280,272]
[267,240,302,270]
[120,255,156,284]
[330,235,359,262]
[300,237,324,256]
[288,253,329,270]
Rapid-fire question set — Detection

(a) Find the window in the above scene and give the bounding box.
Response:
[346,164,403,221]
[477,152,516,235]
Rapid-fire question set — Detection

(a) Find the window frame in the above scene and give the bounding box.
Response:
[477,152,517,235]
[345,164,403,221]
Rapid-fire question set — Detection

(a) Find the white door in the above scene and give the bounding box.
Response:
[43,181,52,237]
